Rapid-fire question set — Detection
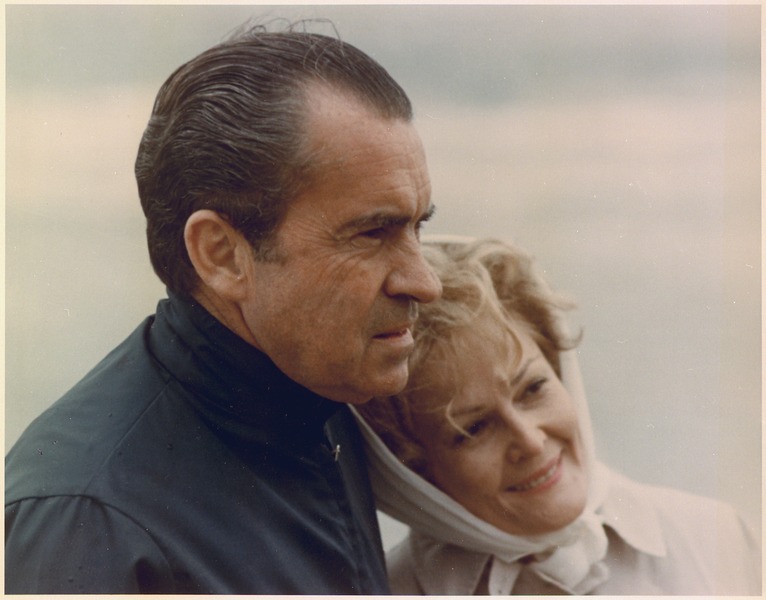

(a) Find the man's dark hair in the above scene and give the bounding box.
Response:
[135,22,413,296]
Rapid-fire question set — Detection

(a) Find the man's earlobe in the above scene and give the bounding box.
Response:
[184,210,249,300]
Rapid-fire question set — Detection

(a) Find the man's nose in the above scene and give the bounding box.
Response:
[384,239,442,304]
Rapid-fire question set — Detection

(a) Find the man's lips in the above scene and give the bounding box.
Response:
[374,328,410,339]
[506,455,562,492]
[371,326,415,352]
[373,323,415,339]
[372,303,418,341]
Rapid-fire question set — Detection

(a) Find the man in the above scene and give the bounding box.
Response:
[5,24,441,594]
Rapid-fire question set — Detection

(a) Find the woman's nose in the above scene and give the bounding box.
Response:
[504,412,546,463]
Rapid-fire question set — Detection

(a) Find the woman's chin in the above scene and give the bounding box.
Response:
[504,482,589,536]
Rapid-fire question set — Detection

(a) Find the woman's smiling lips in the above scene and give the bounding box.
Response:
[506,454,563,493]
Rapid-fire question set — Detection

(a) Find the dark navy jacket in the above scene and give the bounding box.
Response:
[5,294,390,594]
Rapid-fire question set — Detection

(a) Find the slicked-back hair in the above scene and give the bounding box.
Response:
[135,23,413,296]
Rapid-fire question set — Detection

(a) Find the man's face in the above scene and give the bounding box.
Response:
[240,87,442,404]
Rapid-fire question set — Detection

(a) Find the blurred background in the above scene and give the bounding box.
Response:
[5,4,761,546]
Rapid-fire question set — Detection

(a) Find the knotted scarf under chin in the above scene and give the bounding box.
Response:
[487,508,609,594]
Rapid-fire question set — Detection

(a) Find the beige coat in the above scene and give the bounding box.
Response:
[387,467,761,595]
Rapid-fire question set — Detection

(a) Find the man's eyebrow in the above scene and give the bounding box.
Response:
[337,213,408,236]
[420,204,437,223]
[337,204,436,236]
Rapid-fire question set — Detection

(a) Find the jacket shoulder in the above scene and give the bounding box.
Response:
[5,494,173,593]
[603,469,761,595]
[6,318,170,502]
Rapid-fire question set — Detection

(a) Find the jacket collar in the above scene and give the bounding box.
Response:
[147,293,343,451]
[598,468,667,558]
[409,531,491,595]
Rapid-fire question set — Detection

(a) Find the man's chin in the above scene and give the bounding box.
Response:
[316,359,410,404]
[352,369,410,404]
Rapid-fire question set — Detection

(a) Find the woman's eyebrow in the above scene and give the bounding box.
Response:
[445,353,546,420]
[449,404,486,419]
[510,356,535,387]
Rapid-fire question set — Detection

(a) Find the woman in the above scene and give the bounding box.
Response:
[354,237,760,595]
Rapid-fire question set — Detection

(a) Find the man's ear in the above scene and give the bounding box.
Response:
[184,210,251,301]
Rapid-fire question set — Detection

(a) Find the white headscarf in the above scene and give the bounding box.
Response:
[351,236,612,595]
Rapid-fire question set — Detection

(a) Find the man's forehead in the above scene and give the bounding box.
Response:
[303,81,383,123]
[301,83,420,157]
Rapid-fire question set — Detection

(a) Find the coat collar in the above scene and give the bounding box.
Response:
[408,465,667,595]
[147,293,343,452]
[598,468,667,558]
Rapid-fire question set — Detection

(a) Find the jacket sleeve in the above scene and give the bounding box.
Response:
[6,495,174,593]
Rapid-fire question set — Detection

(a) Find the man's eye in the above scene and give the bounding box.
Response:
[360,228,386,239]
[349,228,387,248]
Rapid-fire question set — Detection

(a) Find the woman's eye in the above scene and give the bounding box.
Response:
[452,419,488,447]
[467,420,486,436]
[522,378,548,399]
[451,433,469,447]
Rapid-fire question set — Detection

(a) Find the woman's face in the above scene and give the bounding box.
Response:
[411,323,589,536]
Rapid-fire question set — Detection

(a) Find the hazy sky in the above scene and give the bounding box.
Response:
[5,4,762,540]
[7,5,758,99]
